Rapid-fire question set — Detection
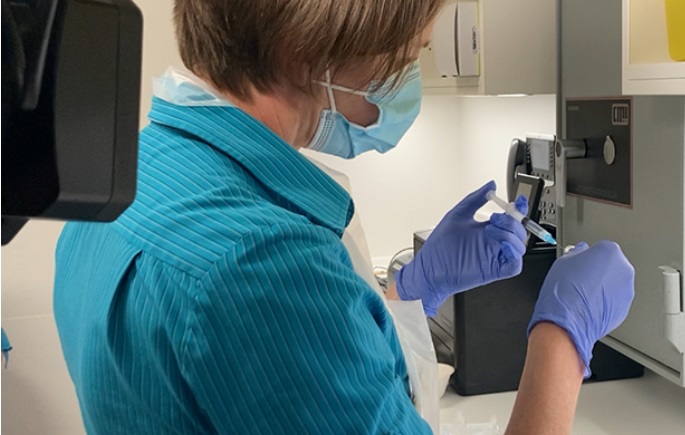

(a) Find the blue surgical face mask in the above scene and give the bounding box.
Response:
[306,62,423,159]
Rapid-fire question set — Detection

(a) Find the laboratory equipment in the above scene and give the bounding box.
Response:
[423,141,643,394]
[485,191,557,246]
[507,134,558,227]
[559,0,685,387]
[420,225,643,395]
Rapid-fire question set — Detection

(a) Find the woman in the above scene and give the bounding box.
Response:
[54,1,634,434]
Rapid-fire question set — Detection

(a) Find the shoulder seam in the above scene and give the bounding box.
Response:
[179,220,342,366]
[195,220,339,284]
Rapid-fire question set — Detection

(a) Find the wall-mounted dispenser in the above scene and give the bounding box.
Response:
[432,1,480,78]
[420,0,555,95]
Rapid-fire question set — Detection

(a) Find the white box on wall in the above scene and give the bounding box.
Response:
[433,2,481,78]
[456,2,480,77]
[421,0,556,96]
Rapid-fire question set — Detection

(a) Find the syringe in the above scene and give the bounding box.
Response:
[486,191,557,246]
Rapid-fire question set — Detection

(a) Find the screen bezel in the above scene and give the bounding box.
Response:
[513,174,545,249]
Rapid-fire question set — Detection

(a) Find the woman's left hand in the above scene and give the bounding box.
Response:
[395,180,528,317]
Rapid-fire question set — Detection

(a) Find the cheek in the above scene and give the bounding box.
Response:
[355,100,381,127]
[334,91,380,127]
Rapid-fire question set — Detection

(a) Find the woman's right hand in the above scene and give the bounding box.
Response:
[395,180,528,317]
[528,240,635,377]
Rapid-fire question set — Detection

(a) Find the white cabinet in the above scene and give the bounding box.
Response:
[420,0,556,96]
[622,0,685,95]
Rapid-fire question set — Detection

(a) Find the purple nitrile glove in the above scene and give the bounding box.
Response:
[396,180,528,317]
[528,240,635,378]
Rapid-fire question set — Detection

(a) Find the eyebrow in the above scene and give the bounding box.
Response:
[422,40,431,48]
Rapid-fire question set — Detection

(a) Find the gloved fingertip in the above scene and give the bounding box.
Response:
[593,240,622,253]
[500,240,525,263]
[515,195,529,215]
[472,180,497,203]
[488,212,509,228]
[564,241,590,256]
[424,305,438,318]
[483,180,497,192]
[488,212,502,225]
[500,258,523,278]
[394,266,422,302]
[451,180,497,219]
[487,216,527,242]
[576,241,590,250]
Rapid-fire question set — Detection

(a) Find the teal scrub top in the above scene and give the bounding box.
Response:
[53,98,432,434]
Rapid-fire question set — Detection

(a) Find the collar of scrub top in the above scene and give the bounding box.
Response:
[150,67,354,236]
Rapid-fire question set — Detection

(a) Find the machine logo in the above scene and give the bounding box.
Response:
[472,27,480,53]
[612,104,630,126]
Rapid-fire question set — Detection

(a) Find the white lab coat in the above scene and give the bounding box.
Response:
[309,158,441,434]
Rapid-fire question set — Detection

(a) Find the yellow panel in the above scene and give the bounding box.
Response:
[665,0,685,61]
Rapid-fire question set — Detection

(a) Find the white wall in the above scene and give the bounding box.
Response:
[0,0,555,432]
[1,221,77,435]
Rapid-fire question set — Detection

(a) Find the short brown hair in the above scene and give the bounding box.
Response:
[174,0,443,100]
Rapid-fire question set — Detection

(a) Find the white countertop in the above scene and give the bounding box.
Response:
[439,369,685,434]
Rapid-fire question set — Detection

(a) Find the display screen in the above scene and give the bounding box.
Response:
[516,182,533,218]
[529,139,550,171]
[516,182,533,201]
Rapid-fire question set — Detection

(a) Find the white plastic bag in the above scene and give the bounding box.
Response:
[441,412,503,435]
[386,299,440,434]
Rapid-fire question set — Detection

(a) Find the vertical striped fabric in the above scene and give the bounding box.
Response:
[53,98,431,434]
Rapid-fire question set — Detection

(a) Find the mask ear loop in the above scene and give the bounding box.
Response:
[318,71,370,111]
[327,83,369,97]
[324,70,338,113]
